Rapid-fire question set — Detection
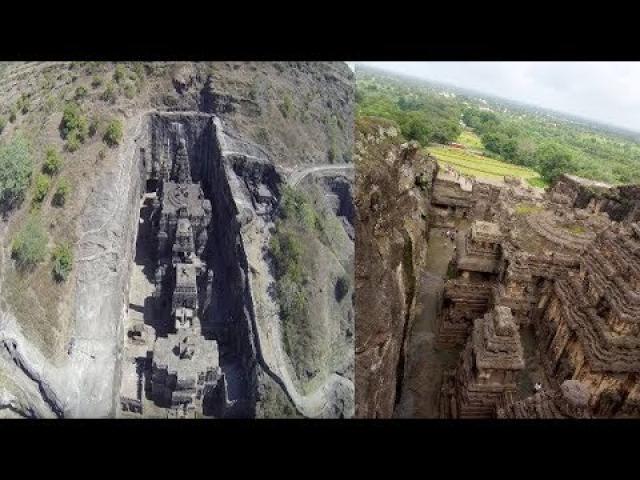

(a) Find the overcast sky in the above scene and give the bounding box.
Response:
[359,62,640,132]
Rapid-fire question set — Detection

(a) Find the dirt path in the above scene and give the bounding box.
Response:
[288,164,353,187]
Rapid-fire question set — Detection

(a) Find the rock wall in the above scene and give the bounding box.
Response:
[354,118,435,417]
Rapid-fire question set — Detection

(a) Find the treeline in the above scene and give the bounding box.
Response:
[463,108,640,184]
[463,109,574,183]
[356,80,462,146]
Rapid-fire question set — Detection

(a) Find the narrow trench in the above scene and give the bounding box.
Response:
[120,113,256,418]
[394,222,466,418]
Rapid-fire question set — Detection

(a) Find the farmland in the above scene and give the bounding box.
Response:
[428,131,546,187]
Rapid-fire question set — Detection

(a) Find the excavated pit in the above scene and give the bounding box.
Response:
[119,112,263,418]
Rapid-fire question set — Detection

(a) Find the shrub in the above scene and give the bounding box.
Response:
[9,107,16,123]
[11,216,48,271]
[60,103,88,141]
[123,81,137,99]
[51,242,73,282]
[53,177,71,207]
[0,116,6,134]
[0,136,33,210]
[335,275,349,302]
[74,86,88,100]
[114,64,126,84]
[101,82,116,103]
[91,76,103,88]
[33,174,50,204]
[279,186,318,231]
[132,62,145,80]
[43,148,63,175]
[103,119,123,147]
[66,130,81,152]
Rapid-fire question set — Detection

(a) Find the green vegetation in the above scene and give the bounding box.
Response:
[255,372,301,419]
[458,130,484,150]
[33,174,50,204]
[0,116,6,134]
[53,177,71,207]
[11,215,48,271]
[114,64,126,84]
[74,86,88,100]
[0,136,33,210]
[43,148,63,175]
[65,131,81,152]
[428,144,543,185]
[101,82,116,103]
[357,67,640,185]
[564,224,586,235]
[356,73,462,145]
[123,81,137,99]
[51,242,73,282]
[60,103,89,149]
[91,76,103,88]
[103,118,123,147]
[111,63,144,100]
[269,186,329,383]
[515,203,544,216]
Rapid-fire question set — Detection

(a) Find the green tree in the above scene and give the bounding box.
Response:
[52,242,73,282]
[43,148,63,175]
[60,103,88,141]
[11,215,48,271]
[535,143,576,183]
[66,131,81,152]
[33,174,50,204]
[0,136,33,210]
[103,119,123,147]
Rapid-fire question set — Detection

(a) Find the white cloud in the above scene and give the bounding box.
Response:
[360,62,640,132]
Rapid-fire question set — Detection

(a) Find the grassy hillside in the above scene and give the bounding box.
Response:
[428,128,546,187]
[428,144,545,186]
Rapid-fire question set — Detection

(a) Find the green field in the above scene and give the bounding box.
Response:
[457,130,485,151]
[427,144,547,187]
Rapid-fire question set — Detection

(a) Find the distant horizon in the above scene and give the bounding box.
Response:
[357,62,640,135]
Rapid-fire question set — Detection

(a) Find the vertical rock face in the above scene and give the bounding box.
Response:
[550,173,640,223]
[354,117,435,418]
